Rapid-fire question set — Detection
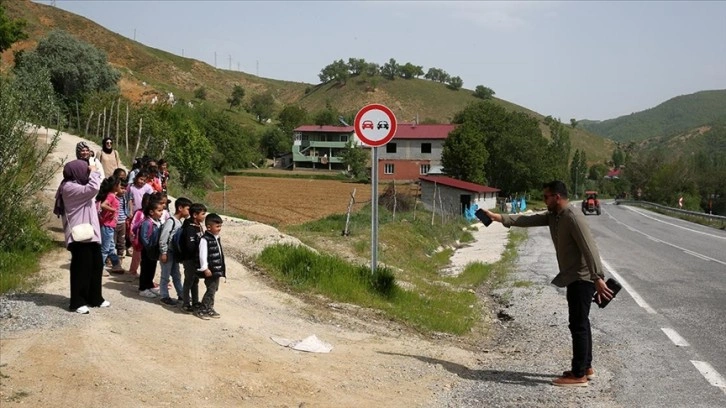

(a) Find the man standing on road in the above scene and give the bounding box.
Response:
[482,180,613,387]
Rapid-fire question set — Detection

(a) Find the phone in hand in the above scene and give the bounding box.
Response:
[593,278,622,308]
[475,209,493,227]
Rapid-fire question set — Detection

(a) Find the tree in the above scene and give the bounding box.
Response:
[425,67,449,83]
[444,101,548,193]
[588,163,609,180]
[248,92,275,122]
[364,62,380,76]
[227,85,245,110]
[473,85,495,100]
[0,4,27,53]
[399,62,424,79]
[441,124,489,184]
[381,58,399,80]
[546,118,571,182]
[570,149,588,198]
[277,105,308,135]
[193,86,207,100]
[570,118,578,128]
[14,30,120,104]
[612,148,625,168]
[318,59,349,84]
[168,121,212,188]
[340,139,368,179]
[347,58,367,76]
[313,108,338,126]
[0,70,62,251]
[259,126,289,159]
[446,76,463,90]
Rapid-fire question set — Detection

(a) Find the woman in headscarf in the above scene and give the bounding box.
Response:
[98,137,122,177]
[54,159,110,314]
[76,141,105,179]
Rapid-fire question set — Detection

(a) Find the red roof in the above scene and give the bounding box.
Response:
[419,176,500,193]
[605,168,621,178]
[393,124,456,140]
[294,125,354,133]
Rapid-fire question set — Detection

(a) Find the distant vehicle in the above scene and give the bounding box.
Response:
[582,190,601,215]
[377,120,389,130]
[362,120,374,130]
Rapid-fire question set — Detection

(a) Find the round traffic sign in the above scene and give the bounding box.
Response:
[354,104,397,147]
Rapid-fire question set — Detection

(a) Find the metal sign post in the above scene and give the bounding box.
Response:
[354,104,397,274]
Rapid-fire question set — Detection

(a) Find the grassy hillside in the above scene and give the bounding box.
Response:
[580,89,726,142]
[3,0,614,164]
[634,121,726,157]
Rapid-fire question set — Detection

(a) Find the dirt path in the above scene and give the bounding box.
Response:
[0,128,510,407]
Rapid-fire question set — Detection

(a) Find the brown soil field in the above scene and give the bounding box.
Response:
[207,176,374,226]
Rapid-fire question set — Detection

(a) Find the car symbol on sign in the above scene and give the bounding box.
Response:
[377,121,389,130]
[362,120,374,130]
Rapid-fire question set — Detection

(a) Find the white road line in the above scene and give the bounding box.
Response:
[601,260,657,314]
[625,206,726,240]
[661,328,690,347]
[683,249,712,262]
[608,213,726,267]
[691,360,726,395]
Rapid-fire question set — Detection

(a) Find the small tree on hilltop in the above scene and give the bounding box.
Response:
[249,92,275,122]
[473,85,495,99]
[0,4,28,53]
[446,76,463,90]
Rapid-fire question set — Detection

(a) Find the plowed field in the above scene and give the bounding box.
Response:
[207,176,373,226]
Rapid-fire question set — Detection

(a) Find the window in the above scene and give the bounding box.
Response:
[420,164,430,175]
[386,143,397,153]
[384,163,395,174]
[421,143,432,154]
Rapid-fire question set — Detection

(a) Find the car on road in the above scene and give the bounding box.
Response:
[582,190,601,215]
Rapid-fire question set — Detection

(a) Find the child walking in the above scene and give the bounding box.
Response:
[157,197,192,306]
[138,196,164,298]
[96,176,125,274]
[178,203,207,314]
[197,213,225,319]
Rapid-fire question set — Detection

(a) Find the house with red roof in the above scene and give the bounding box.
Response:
[377,123,457,181]
[291,125,357,170]
[419,175,501,215]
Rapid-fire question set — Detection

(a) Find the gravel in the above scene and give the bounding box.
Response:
[0,292,82,335]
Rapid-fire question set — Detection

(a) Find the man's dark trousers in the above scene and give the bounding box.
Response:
[567,280,596,377]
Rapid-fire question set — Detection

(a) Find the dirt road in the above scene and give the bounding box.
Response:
[0,129,509,407]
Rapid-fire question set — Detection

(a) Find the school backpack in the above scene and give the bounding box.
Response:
[136,218,160,261]
[159,218,180,255]
[171,226,185,258]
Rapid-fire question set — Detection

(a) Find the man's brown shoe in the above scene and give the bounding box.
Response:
[552,374,588,387]
[562,367,595,380]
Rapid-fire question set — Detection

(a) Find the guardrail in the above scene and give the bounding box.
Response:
[615,200,726,228]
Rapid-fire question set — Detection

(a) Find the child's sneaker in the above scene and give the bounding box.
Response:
[149,287,160,296]
[160,297,178,306]
[139,289,157,298]
[182,304,194,313]
[193,308,210,320]
[207,309,221,319]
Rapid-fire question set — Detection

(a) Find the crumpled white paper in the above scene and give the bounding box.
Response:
[270,334,333,353]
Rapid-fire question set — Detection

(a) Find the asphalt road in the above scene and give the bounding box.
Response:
[589,200,726,405]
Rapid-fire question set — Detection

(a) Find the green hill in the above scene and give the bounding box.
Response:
[634,121,726,157]
[580,90,726,142]
[3,0,614,164]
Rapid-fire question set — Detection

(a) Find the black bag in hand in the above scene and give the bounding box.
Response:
[594,278,622,309]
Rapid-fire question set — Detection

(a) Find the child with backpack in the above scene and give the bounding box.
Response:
[138,195,165,298]
[197,213,226,319]
[96,176,126,274]
[177,203,207,313]
[157,197,192,306]
[128,193,152,277]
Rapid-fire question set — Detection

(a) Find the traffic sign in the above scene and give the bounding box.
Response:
[354,104,397,147]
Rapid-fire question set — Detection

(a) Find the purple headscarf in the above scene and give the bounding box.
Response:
[53,159,91,217]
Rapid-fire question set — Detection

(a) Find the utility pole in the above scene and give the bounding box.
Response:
[229,55,232,70]
[133,29,136,41]
[214,52,217,68]
[256,60,259,76]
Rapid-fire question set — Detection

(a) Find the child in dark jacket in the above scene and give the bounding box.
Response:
[197,213,225,319]
[138,197,165,298]
[178,203,207,313]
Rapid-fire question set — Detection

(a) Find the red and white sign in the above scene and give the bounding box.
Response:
[354,104,397,147]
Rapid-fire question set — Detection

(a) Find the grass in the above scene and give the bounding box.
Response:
[0,210,56,294]
[262,206,526,335]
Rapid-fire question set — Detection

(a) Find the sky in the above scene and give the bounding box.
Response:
[48,0,726,121]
